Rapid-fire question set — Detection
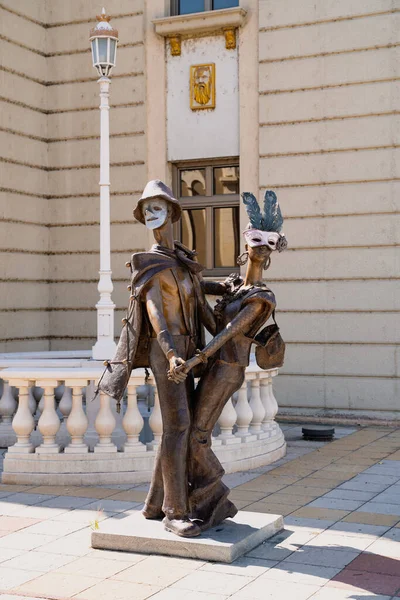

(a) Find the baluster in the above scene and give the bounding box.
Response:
[235,379,257,441]
[8,380,35,454]
[35,380,61,454]
[123,382,146,452]
[0,382,17,424]
[148,386,162,450]
[32,386,43,421]
[28,387,37,416]
[65,382,88,453]
[217,398,240,444]
[261,373,279,434]
[59,386,73,421]
[94,391,117,452]
[249,376,265,435]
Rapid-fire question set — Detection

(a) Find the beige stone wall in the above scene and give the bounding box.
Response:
[0,1,49,352]
[0,0,147,352]
[259,0,400,416]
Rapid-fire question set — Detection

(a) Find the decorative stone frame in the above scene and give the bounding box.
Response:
[153,7,247,55]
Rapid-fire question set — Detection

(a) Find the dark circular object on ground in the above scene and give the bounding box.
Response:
[302,426,335,441]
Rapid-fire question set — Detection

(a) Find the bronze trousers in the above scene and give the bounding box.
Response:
[144,335,195,520]
[189,359,245,525]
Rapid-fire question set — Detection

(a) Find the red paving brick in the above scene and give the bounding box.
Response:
[330,568,400,596]
[346,553,400,577]
[0,516,41,532]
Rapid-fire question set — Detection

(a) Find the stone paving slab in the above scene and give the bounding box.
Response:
[1,425,400,599]
[92,511,284,564]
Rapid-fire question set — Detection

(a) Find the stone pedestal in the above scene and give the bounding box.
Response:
[92,510,283,563]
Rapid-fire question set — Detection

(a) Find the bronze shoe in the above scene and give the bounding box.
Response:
[163,517,201,538]
[142,504,164,520]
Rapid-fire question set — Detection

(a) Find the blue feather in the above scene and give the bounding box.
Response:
[263,190,283,232]
[242,192,263,229]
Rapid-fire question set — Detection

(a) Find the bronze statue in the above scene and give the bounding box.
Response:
[99,182,287,537]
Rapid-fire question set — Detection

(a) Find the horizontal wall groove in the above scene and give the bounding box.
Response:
[2,276,399,284]
[0,278,131,284]
[259,42,400,65]
[285,211,400,220]
[48,221,132,227]
[0,65,46,86]
[47,131,145,143]
[284,341,399,346]
[0,96,46,114]
[0,127,144,144]
[0,33,46,57]
[46,71,144,87]
[280,373,400,379]
[0,218,47,227]
[0,96,144,116]
[267,277,400,282]
[260,144,400,159]
[260,77,400,96]
[0,5,143,28]
[0,308,96,312]
[47,161,145,172]
[46,101,144,115]
[259,8,400,32]
[0,157,145,172]
[0,308,129,313]
[0,188,142,200]
[0,3,45,26]
[0,336,95,343]
[2,245,398,256]
[47,191,142,199]
[0,67,143,87]
[260,111,400,127]
[279,310,400,314]
[46,11,143,29]
[40,211,400,227]
[0,126,47,143]
[0,187,48,199]
[45,40,144,58]
[286,244,400,251]
[259,177,400,189]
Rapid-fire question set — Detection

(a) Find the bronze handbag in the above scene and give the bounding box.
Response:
[254,310,285,369]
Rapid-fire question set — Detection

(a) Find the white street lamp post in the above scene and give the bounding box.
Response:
[90,9,118,360]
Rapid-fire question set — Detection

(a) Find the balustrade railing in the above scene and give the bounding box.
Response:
[0,363,284,483]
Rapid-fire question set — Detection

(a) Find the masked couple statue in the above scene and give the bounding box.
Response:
[99,180,287,538]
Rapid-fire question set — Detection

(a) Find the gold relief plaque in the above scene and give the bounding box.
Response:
[190,63,216,111]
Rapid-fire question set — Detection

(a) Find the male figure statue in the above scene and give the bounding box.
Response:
[99,180,214,538]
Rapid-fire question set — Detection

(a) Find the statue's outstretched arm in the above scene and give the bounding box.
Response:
[169,299,270,382]
[200,301,265,361]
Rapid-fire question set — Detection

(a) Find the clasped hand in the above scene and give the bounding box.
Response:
[167,355,202,384]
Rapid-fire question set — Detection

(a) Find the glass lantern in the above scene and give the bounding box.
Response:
[90,9,119,78]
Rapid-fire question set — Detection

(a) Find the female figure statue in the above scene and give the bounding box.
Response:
[169,190,288,531]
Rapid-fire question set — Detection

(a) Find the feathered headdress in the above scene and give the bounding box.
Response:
[242,190,287,252]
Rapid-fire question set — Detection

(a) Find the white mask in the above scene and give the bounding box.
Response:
[142,199,168,230]
[243,229,283,251]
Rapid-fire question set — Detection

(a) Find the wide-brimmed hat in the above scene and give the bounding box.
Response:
[133,180,182,224]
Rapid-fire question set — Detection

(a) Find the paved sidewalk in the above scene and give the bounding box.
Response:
[0,425,399,599]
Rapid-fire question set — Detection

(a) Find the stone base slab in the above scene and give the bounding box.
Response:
[91,510,283,563]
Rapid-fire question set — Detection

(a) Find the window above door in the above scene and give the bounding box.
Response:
[171,0,239,16]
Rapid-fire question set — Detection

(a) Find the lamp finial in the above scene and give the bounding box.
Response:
[96,7,111,22]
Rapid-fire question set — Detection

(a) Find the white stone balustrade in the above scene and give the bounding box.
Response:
[0,362,285,485]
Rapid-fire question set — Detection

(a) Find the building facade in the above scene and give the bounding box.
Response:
[0,0,399,418]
